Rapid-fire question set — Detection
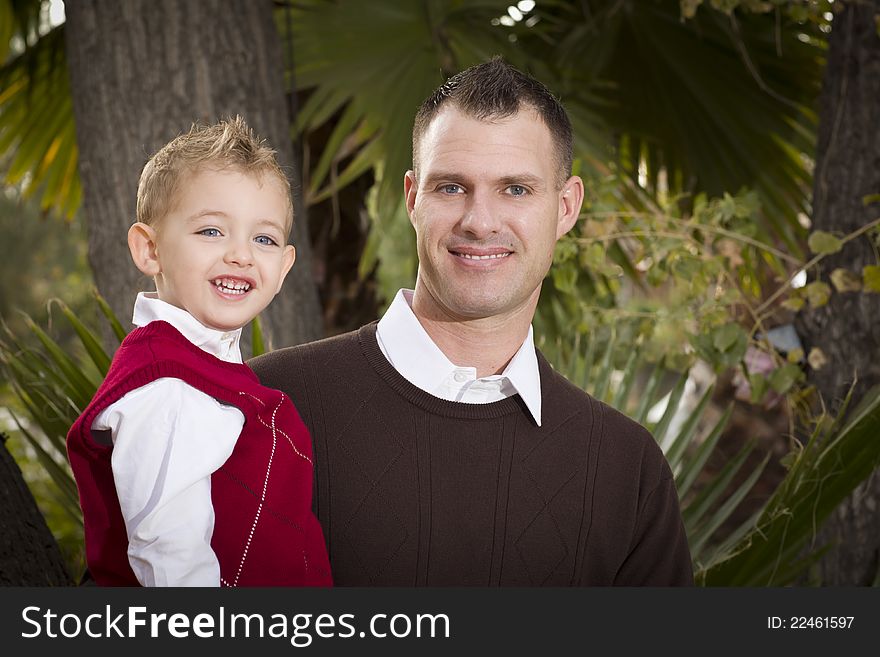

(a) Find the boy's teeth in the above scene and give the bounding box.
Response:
[213,278,251,293]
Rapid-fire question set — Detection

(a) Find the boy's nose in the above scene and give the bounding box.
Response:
[224,240,254,266]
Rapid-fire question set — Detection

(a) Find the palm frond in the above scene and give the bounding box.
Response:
[0,22,79,219]
[699,385,880,585]
[0,293,126,533]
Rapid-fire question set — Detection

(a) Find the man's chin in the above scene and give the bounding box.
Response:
[442,293,512,320]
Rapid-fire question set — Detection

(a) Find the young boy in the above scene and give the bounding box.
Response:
[67,117,332,587]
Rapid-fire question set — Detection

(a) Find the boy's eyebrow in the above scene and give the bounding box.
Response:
[254,218,286,232]
[186,212,285,233]
[186,209,229,221]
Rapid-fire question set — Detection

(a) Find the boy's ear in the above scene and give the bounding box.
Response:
[127,222,161,277]
[274,244,296,294]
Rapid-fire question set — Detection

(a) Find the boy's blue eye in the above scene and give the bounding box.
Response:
[255,235,278,246]
[198,228,221,237]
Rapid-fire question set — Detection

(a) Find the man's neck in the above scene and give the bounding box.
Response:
[410,287,537,378]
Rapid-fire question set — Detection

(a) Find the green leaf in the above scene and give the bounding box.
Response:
[805,280,831,308]
[830,268,861,293]
[25,316,94,410]
[781,296,805,311]
[7,409,80,514]
[674,402,731,497]
[551,264,578,295]
[93,290,128,343]
[863,265,880,293]
[689,452,770,560]
[56,299,112,376]
[701,386,880,585]
[749,372,769,404]
[680,0,703,20]
[251,314,265,357]
[650,373,688,448]
[807,230,843,255]
[712,323,744,353]
[682,440,754,531]
[768,363,802,394]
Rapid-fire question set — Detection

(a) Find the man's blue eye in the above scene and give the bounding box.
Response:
[255,235,278,246]
[441,184,463,194]
[507,185,527,196]
[198,228,221,237]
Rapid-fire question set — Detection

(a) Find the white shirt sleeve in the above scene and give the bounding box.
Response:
[92,378,243,587]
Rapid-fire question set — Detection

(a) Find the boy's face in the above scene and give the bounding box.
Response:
[144,168,295,332]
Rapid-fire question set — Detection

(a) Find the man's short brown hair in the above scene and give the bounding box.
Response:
[412,57,573,186]
[136,116,293,236]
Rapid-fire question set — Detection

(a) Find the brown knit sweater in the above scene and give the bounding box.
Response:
[250,323,693,586]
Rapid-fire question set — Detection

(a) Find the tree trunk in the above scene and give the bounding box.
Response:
[64,0,322,351]
[0,435,71,585]
[795,0,880,585]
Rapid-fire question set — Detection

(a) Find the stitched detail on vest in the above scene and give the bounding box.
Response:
[239,390,313,465]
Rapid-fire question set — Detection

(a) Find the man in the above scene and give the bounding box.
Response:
[251,59,693,586]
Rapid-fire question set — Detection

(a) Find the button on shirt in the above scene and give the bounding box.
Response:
[91,292,245,586]
[375,289,542,426]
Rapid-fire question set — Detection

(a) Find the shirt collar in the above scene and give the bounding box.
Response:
[132,292,243,364]
[376,289,542,425]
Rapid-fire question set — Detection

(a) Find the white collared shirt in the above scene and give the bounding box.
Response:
[91,292,245,586]
[375,289,542,426]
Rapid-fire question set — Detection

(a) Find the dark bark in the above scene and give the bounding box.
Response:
[795,0,880,585]
[0,434,71,586]
[64,0,322,351]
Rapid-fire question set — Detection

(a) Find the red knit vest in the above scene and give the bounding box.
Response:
[67,320,332,587]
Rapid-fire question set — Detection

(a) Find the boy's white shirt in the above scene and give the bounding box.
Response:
[375,289,542,426]
[91,292,245,587]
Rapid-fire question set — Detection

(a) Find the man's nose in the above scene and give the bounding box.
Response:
[223,239,254,266]
[458,190,501,239]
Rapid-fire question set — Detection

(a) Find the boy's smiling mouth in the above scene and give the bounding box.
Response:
[211,276,253,296]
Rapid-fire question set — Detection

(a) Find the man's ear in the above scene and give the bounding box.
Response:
[557,176,585,239]
[274,244,297,294]
[404,170,418,225]
[127,222,161,276]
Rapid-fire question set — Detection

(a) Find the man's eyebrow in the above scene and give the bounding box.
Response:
[498,174,545,188]
[420,172,471,186]
[420,172,546,187]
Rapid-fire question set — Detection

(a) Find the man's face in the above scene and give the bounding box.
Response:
[149,168,295,332]
[405,106,583,321]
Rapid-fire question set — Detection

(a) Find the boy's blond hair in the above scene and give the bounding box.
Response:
[136,116,293,236]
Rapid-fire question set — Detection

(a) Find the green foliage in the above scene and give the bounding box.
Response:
[0,190,93,341]
[0,292,117,580]
[807,230,843,255]
[863,265,880,293]
[537,182,794,380]
[0,1,78,219]
[548,328,880,585]
[285,0,537,303]
[700,385,880,585]
[280,0,824,305]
